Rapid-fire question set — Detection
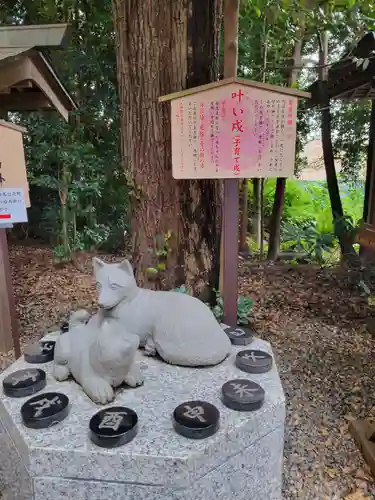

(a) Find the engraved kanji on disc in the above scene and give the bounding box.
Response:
[222,379,265,411]
[173,400,220,439]
[21,392,70,428]
[3,368,46,398]
[221,324,254,345]
[89,406,138,448]
[236,349,273,374]
[24,340,55,364]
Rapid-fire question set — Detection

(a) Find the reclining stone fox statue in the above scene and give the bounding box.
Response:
[88,257,231,366]
[53,257,232,403]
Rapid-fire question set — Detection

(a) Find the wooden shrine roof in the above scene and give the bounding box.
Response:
[159,76,311,102]
[0,24,76,121]
[308,32,375,105]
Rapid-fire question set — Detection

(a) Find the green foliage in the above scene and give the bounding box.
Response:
[2,0,373,269]
[280,221,337,264]
[211,291,253,325]
[3,0,128,259]
[172,287,253,325]
[248,178,364,264]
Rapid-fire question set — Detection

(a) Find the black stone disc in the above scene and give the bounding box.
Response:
[236,349,273,374]
[221,325,254,346]
[24,341,55,364]
[60,322,69,334]
[173,400,220,439]
[222,379,265,411]
[3,369,46,398]
[39,340,55,356]
[21,392,70,429]
[89,406,138,448]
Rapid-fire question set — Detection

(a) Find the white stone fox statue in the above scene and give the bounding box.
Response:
[88,258,232,367]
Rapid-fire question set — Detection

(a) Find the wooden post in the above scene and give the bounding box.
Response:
[364,100,375,224]
[222,0,240,326]
[0,109,21,358]
[0,229,20,357]
[360,99,375,260]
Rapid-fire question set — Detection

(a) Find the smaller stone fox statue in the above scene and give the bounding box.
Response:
[87,258,232,367]
[53,310,143,404]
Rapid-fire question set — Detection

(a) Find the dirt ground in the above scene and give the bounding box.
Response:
[2,245,375,499]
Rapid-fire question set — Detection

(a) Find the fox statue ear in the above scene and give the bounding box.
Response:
[118,259,133,275]
[92,257,105,274]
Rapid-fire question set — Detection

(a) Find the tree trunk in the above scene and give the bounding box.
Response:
[177,0,223,300]
[112,0,222,297]
[239,179,249,252]
[363,99,375,224]
[267,29,305,260]
[112,0,187,288]
[267,178,286,260]
[252,178,261,247]
[361,100,375,261]
[318,32,359,263]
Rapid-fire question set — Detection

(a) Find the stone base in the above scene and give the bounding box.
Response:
[0,336,285,500]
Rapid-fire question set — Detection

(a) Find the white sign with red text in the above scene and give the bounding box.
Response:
[0,188,27,224]
[170,83,298,179]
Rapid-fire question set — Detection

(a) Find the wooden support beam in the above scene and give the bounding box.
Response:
[0,92,53,112]
[0,109,21,359]
[221,0,240,327]
[0,229,20,358]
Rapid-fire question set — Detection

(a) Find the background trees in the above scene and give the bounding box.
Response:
[2,0,375,282]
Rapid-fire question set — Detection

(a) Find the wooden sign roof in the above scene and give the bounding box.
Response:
[0,24,76,121]
[0,23,71,49]
[159,76,311,103]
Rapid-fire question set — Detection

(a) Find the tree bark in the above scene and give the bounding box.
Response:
[177,0,223,300]
[318,31,359,262]
[112,0,222,297]
[361,100,375,261]
[112,0,187,287]
[363,99,375,224]
[267,177,286,260]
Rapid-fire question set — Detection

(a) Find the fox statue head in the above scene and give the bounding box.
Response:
[93,257,138,310]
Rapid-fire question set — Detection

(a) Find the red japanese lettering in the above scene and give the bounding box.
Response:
[232,89,244,103]
[232,108,244,117]
[232,120,244,133]
[233,157,241,175]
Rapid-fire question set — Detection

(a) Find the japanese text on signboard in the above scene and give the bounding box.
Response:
[0,188,27,224]
[170,83,298,179]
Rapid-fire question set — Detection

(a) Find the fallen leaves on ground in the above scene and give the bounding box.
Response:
[345,490,372,500]
[240,261,375,499]
[2,247,375,499]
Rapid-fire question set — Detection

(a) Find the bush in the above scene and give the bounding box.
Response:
[247,178,364,265]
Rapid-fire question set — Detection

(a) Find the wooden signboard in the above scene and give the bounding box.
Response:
[160,78,310,180]
[160,77,310,327]
[356,223,375,249]
[0,120,30,207]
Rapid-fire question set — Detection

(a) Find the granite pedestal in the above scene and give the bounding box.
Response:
[0,334,285,500]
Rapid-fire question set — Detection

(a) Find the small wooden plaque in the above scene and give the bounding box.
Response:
[0,120,30,207]
[356,224,375,249]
